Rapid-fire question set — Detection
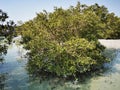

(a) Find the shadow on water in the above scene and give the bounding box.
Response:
[0,73,8,90]
[0,39,9,90]
[0,45,7,63]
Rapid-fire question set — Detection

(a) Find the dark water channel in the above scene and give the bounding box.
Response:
[0,39,120,90]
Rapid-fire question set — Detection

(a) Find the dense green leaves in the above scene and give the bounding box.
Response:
[27,37,107,76]
[17,2,119,77]
[0,9,15,43]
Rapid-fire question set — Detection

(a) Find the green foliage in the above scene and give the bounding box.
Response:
[17,2,119,77]
[27,37,107,76]
[0,9,15,43]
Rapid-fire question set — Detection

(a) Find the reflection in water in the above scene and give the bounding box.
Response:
[0,39,8,90]
[0,42,28,90]
[0,41,120,90]
[0,44,7,63]
[0,73,7,90]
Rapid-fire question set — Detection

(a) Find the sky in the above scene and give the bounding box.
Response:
[0,0,120,23]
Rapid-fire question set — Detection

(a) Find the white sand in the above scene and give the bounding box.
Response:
[99,39,120,49]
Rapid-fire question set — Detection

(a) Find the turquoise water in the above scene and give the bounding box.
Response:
[0,42,120,90]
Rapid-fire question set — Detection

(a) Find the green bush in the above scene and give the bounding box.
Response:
[17,2,114,77]
[27,37,108,77]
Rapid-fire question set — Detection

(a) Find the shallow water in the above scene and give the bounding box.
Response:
[0,43,120,90]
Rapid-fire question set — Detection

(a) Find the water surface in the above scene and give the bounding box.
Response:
[0,42,120,90]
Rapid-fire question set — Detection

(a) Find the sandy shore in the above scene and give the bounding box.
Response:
[99,39,120,49]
